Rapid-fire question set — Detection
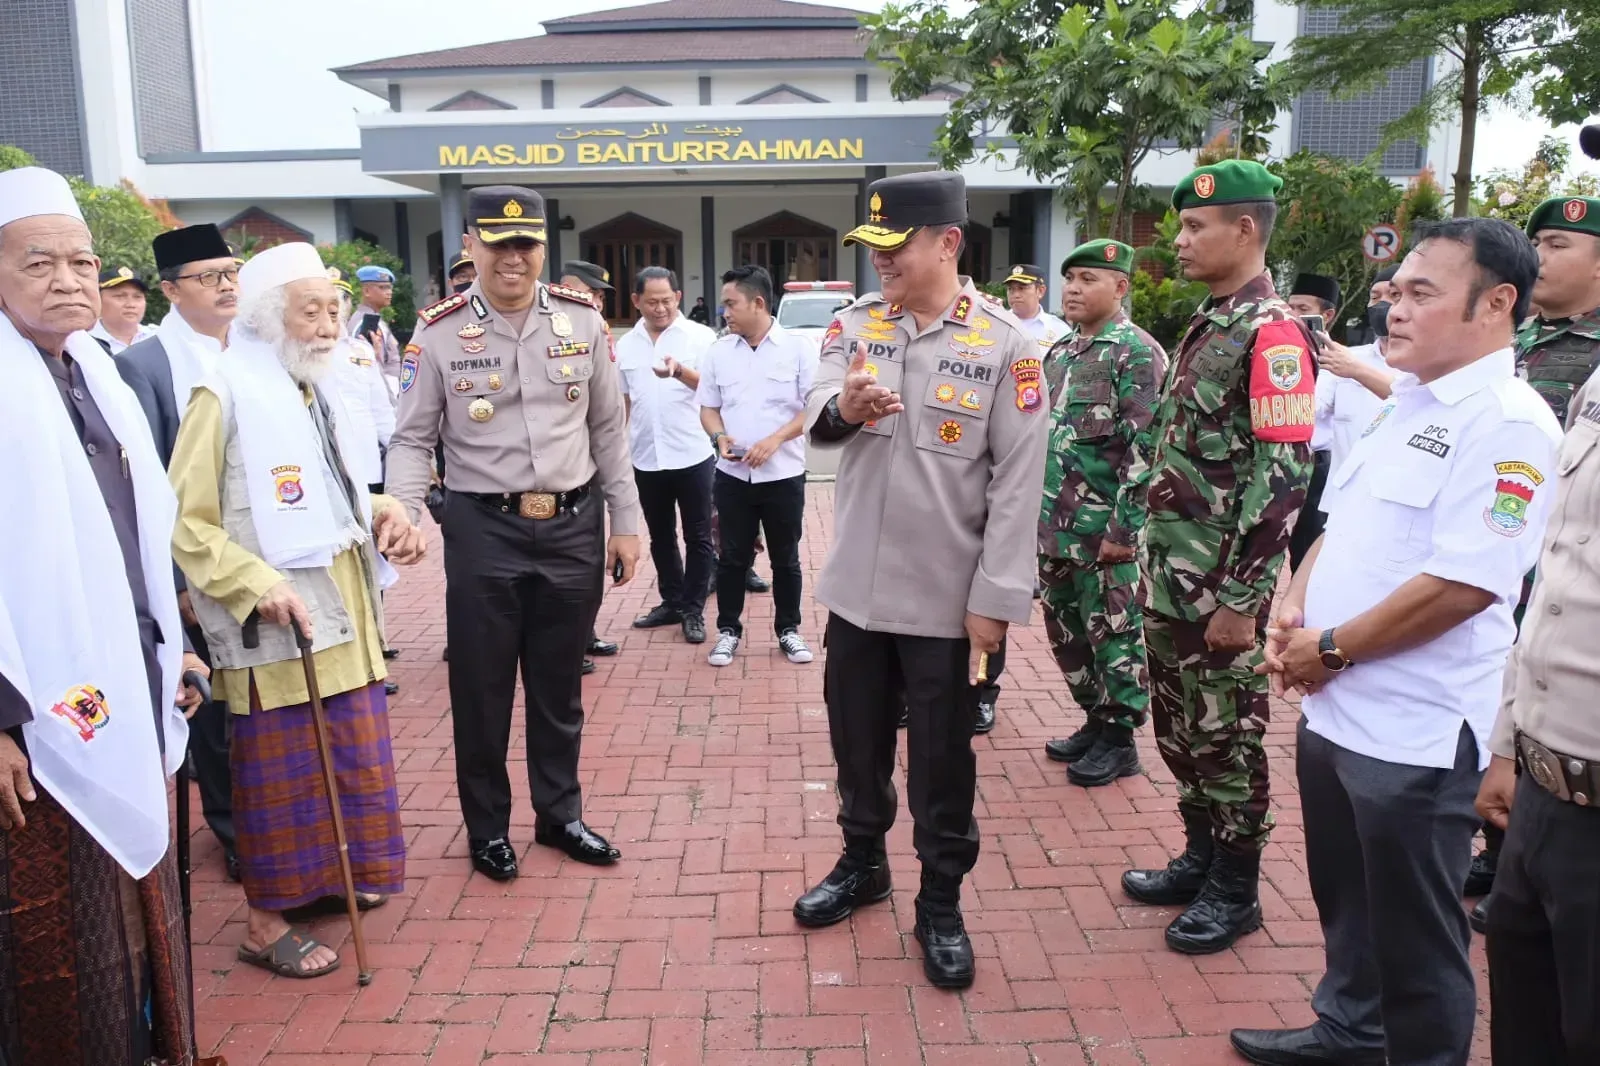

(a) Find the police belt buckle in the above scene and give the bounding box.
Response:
[519,492,559,520]
[1517,732,1597,807]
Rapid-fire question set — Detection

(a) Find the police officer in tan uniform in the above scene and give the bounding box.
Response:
[387,185,641,882]
[794,172,1048,990]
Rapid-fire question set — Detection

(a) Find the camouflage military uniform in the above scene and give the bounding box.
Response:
[1515,307,1600,429]
[1038,310,1165,730]
[1143,273,1315,854]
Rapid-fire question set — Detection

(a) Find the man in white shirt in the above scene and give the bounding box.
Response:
[1003,263,1070,353]
[1235,218,1562,1066]
[697,265,819,667]
[91,266,157,353]
[616,266,719,644]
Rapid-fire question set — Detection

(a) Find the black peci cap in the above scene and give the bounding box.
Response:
[843,171,967,252]
[560,259,614,292]
[1291,273,1341,308]
[468,186,547,244]
[152,223,232,272]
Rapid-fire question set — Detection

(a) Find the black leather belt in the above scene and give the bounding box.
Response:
[462,485,590,519]
[1516,731,1600,807]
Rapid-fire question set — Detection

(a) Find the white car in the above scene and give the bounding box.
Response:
[775,281,855,349]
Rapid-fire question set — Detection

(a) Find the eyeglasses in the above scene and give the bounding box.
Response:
[174,268,240,288]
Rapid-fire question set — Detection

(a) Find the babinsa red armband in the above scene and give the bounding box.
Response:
[1247,319,1316,443]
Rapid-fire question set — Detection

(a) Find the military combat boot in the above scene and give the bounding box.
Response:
[793,835,891,927]
[1164,847,1262,955]
[1122,802,1213,904]
[1066,722,1141,787]
[913,870,974,989]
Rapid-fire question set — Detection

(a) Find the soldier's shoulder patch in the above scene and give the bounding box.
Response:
[1247,319,1315,443]
[417,294,467,326]
[548,283,602,310]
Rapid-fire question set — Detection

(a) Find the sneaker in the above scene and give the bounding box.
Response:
[778,629,813,664]
[708,630,741,667]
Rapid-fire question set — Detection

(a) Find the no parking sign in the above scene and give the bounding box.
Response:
[1363,224,1402,262]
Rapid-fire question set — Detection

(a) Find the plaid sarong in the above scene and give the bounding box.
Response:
[232,681,404,912]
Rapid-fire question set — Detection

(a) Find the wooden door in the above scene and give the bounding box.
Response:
[580,212,684,324]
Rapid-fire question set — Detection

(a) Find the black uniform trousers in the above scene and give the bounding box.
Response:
[713,471,804,637]
[1288,450,1330,573]
[824,613,980,881]
[635,455,715,617]
[1298,719,1480,1066]
[442,489,603,842]
[1487,775,1600,1064]
[182,621,235,857]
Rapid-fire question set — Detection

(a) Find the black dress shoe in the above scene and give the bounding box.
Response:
[382,647,400,660]
[587,635,619,657]
[582,658,596,676]
[1229,1025,1386,1065]
[1122,803,1213,905]
[973,699,996,735]
[793,853,892,927]
[470,837,519,881]
[1463,847,1498,897]
[224,849,241,883]
[384,679,400,696]
[745,569,770,593]
[914,899,975,989]
[1470,895,1490,935]
[1067,737,1141,787]
[633,603,682,629]
[897,701,909,728]
[535,820,621,865]
[1045,719,1103,762]
[1166,849,1262,954]
[682,614,707,644]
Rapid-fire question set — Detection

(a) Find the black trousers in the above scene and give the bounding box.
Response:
[713,471,804,637]
[824,613,980,881]
[1299,719,1480,1066]
[443,490,603,841]
[635,456,715,616]
[1288,450,1330,573]
[184,621,235,856]
[1487,775,1600,1064]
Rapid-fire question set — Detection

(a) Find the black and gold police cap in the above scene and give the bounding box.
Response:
[98,265,147,292]
[447,252,475,277]
[469,185,547,244]
[561,259,614,292]
[843,172,968,252]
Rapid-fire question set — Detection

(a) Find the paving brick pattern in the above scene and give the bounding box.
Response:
[190,485,1494,1064]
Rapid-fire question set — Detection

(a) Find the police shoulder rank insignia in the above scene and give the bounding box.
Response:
[1011,357,1044,413]
[952,295,972,323]
[272,464,305,505]
[417,293,466,326]
[399,346,420,393]
[1247,320,1315,443]
[938,419,963,444]
[548,283,600,309]
[1486,461,1544,537]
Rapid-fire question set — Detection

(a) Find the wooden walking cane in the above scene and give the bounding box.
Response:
[243,612,374,986]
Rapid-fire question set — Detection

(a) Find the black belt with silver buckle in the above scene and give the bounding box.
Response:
[1516,731,1600,807]
[463,485,590,519]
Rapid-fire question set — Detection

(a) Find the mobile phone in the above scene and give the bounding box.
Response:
[727,445,748,460]
[359,312,382,338]
[1298,314,1325,353]
[612,558,625,583]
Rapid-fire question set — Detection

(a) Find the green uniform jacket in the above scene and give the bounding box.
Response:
[1039,311,1166,564]
[1515,306,1600,428]
[1144,273,1315,622]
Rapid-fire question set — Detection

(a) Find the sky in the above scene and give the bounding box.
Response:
[194,0,1599,177]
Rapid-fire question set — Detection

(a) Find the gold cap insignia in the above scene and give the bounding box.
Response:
[504,199,524,218]
[601,269,611,282]
[118,266,133,279]
[869,192,885,223]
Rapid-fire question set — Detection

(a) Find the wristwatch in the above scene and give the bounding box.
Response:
[1318,628,1353,672]
[709,430,725,448]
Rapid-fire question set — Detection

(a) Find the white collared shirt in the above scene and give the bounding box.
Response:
[697,320,819,483]
[1014,309,1071,354]
[1311,341,1392,510]
[92,319,157,355]
[616,313,718,472]
[1303,347,1563,770]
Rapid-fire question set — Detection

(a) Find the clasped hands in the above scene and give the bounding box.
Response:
[1254,605,1332,697]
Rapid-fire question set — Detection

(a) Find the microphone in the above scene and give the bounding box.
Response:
[1580,124,1600,161]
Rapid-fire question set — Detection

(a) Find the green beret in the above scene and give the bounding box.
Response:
[1172,159,1283,211]
[1061,239,1134,276]
[1526,196,1600,239]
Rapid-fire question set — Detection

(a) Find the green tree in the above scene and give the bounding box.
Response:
[1266,151,1403,330]
[1129,269,1209,351]
[863,0,1287,241]
[1480,134,1600,230]
[1396,165,1450,235]
[318,240,417,340]
[1285,0,1586,217]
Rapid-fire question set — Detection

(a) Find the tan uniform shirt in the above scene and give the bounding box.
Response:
[386,283,640,535]
[804,281,1049,638]
[1491,373,1600,761]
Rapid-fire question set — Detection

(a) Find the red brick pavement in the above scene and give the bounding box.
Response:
[190,484,1494,1064]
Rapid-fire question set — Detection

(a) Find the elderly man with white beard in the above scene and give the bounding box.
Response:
[168,242,426,979]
